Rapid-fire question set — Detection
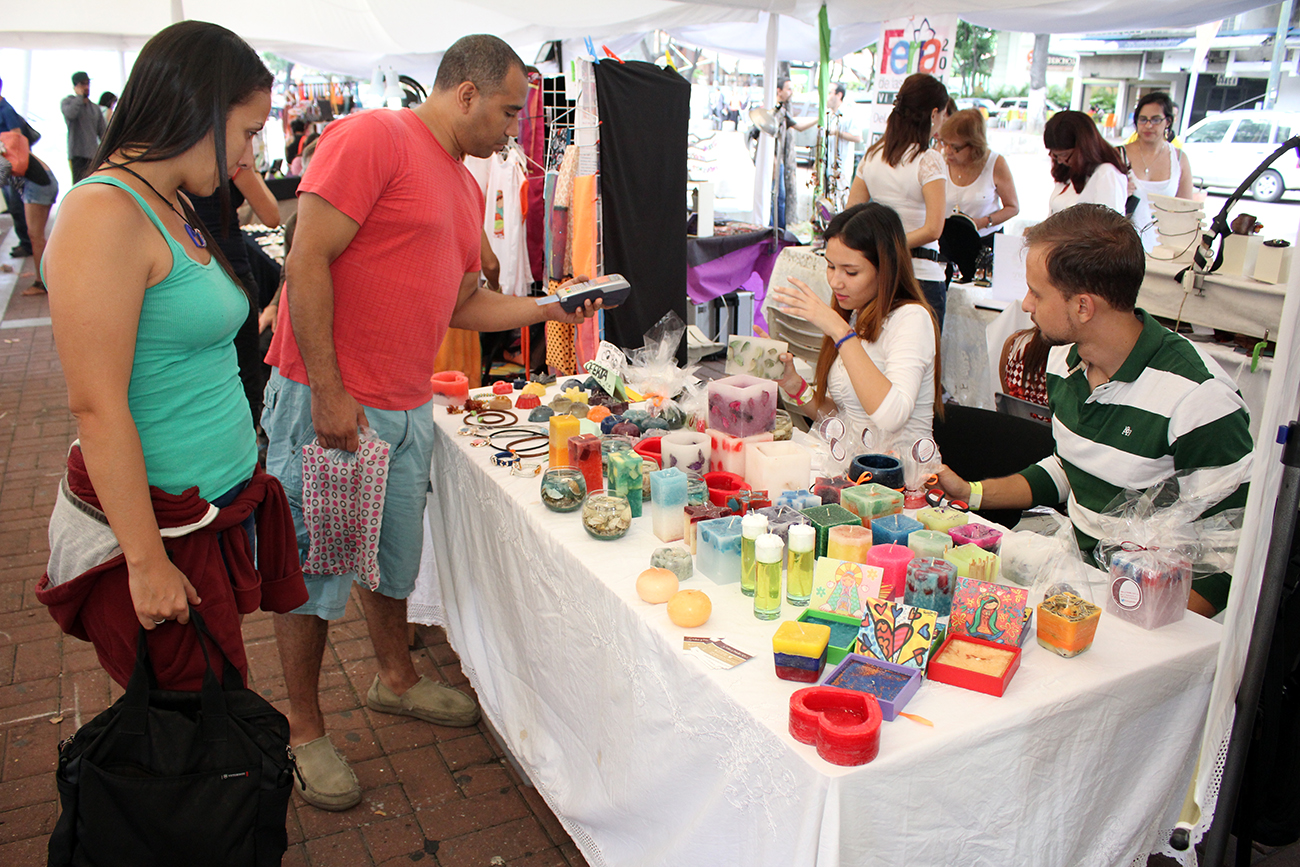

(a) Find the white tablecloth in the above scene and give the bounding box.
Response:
[411,402,1221,867]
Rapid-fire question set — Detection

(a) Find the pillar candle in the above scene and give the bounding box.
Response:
[871,514,924,548]
[949,522,1003,555]
[827,525,873,564]
[946,543,1001,583]
[753,533,784,621]
[908,529,952,559]
[568,434,603,497]
[916,505,968,533]
[841,483,904,523]
[697,515,745,584]
[800,503,861,558]
[707,428,773,479]
[649,467,688,542]
[608,448,645,518]
[548,414,580,467]
[755,505,808,568]
[865,543,915,600]
[684,502,732,554]
[745,441,813,495]
[904,557,957,617]
[811,475,854,505]
[786,523,817,606]
[740,512,769,597]
[777,489,822,512]
[661,430,711,474]
[707,374,778,437]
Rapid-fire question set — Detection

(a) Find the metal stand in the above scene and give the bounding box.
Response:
[1200,421,1300,867]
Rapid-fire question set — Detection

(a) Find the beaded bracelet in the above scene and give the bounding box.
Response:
[834,331,856,351]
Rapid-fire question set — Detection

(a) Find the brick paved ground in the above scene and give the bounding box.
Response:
[0,230,589,867]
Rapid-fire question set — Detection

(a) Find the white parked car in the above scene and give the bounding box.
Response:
[1182,109,1300,203]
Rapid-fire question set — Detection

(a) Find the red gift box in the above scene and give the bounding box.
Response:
[926,634,1022,697]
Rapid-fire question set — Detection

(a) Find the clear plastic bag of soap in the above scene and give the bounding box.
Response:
[625,310,700,421]
[1091,473,1245,628]
[301,427,392,589]
[1012,510,1107,607]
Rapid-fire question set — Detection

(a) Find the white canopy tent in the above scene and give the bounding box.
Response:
[2,1,1295,860]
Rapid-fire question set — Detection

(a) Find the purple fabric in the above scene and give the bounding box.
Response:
[686,238,794,333]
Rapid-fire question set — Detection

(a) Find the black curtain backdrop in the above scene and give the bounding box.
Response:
[595,60,690,364]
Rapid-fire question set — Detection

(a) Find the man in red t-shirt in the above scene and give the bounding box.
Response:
[262,34,597,811]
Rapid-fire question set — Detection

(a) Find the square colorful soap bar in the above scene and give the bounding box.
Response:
[772,621,832,683]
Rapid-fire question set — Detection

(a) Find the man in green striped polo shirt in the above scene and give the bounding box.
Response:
[938,204,1253,616]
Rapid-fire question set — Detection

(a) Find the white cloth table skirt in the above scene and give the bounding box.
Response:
[411,399,1220,867]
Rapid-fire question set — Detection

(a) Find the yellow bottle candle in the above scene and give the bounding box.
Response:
[753,533,783,621]
[787,523,816,606]
[740,512,768,598]
[548,414,580,467]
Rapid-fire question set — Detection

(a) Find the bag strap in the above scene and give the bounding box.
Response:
[120,609,231,743]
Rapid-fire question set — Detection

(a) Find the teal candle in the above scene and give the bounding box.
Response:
[608,448,644,518]
[871,514,924,547]
[841,483,904,524]
[908,529,952,559]
[649,466,688,542]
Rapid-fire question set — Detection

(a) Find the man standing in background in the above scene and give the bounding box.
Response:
[61,71,105,183]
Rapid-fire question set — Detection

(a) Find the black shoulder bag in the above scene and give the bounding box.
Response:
[1118,145,1142,219]
[48,609,298,867]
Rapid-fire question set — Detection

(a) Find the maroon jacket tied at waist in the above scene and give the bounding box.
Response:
[35,445,308,691]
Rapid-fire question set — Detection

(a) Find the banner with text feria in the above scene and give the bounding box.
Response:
[865,16,957,144]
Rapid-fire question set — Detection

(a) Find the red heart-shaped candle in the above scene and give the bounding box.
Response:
[789,686,882,766]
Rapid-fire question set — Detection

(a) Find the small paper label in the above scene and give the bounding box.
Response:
[683,637,753,670]
[1113,577,1143,610]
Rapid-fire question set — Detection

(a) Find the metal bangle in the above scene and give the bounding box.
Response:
[466,409,519,429]
[485,426,547,449]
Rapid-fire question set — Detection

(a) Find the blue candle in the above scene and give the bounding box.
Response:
[777,489,822,511]
[697,516,745,585]
[649,466,688,542]
[871,513,924,547]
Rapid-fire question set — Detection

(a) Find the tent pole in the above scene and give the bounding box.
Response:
[1200,421,1300,867]
[752,12,779,226]
[1265,0,1294,110]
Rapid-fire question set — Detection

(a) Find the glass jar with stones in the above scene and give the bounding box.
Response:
[540,467,587,513]
[582,490,634,540]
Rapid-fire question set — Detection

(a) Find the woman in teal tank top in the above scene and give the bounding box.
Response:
[42,23,274,630]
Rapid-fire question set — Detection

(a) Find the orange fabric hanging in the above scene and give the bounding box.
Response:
[571,175,597,280]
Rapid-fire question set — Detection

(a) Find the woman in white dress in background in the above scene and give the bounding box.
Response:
[939,108,1020,251]
[1120,92,1195,251]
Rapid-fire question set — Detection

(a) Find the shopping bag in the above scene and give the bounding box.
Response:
[48,609,296,867]
[301,428,391,589]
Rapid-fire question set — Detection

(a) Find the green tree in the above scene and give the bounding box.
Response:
[953,21,997,96]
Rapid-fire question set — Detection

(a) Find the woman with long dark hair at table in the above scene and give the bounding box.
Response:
[37,21,307,692]
[771,202,943,450]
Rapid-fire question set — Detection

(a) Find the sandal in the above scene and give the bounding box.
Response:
[21,281,46,296]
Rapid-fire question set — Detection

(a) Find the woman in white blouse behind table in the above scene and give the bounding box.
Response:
[939,108,1020,247]
[1121,92,1195,251]
[847,73,951,330]
[771,202,942,450]
[1043,110,1128,215]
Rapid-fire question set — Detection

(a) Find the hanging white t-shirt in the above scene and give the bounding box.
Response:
[855,146,948,282]
[1048,164,1127,216]
[464,148,534,296]
[946,151,1002,237]
[826,303,937,449]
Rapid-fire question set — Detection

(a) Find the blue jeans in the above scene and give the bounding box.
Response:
[919,279,947,334]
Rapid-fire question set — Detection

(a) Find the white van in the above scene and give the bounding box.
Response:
[1182,109,1300,202]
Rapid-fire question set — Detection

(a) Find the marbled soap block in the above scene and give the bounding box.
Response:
[707,374,778,438]
[726,334,788,379]
[949,522,1003,555]
[697,516,745,585]
[871,514,924,548]
[946,543,1001,583]
[707,428,773,480]
[800,503,861,558]
[777,489,822,512]
[907,529,952,559]
[916,505,968,533]
[745,441,812,495]
[651,546,693,582]
[841,483,904,523]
